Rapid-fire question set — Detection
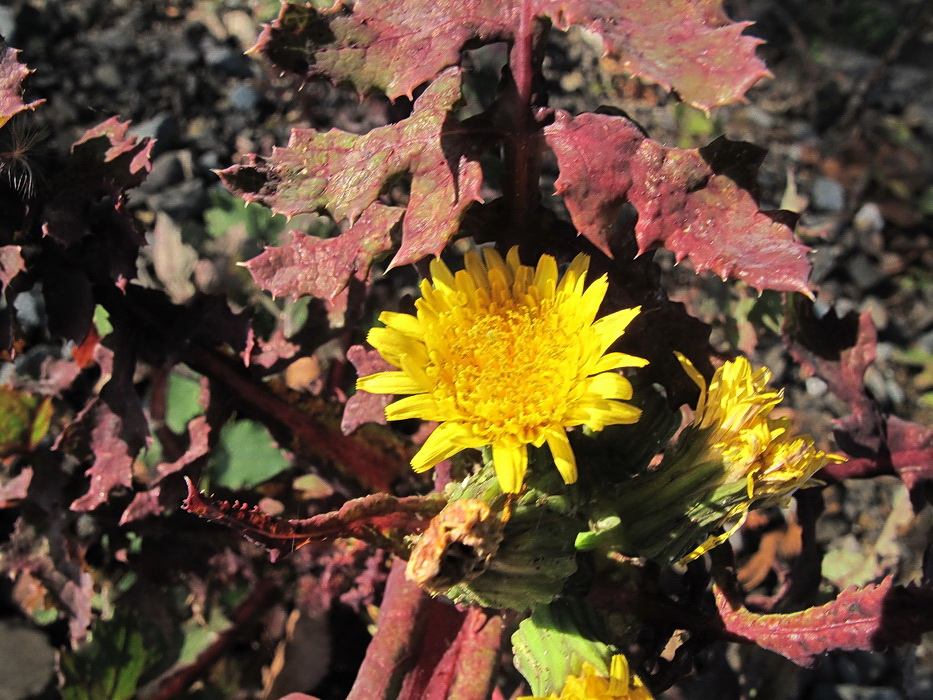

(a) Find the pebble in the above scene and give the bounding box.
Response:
[229,84,261,112]
[0,619,55,698]
[853,202,885,235]
[0,6,16,40]
[147,179,208,221]
[812,176,846,212]
[128,113,180,157]
[138,151,186,194]
[847,254,886,293]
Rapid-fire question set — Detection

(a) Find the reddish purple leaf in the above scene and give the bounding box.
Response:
[2,517,95,643]
[718,577,933,667]
[256,0,766,110]
[884,416,933,491]
[0,245,24,294]
[120,417,212,524]
[70,404,137,512]
[543,0,770,110]
[788,307,933,489]
[544,111,811,293]
[245,205,401,300]
[43,116,152,246]
[342,344,394,434]
[220,68,481,269]
[246,328,299,369]
[120,488,165,525]
[0,47,43,125]
[156,415,211,481]
[184,478,444,561]
[0,467,32,507]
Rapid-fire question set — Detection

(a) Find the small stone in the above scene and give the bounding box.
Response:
[129,113,180,157]
[812,176,846,212]
[0,6,17,40]
[229,84,261,112]
[853,202,884,235]
[0,620,55,698]
[147,180,208,221]
[806,376,828,397]
[138,152,185,194]
[847,254,886,293]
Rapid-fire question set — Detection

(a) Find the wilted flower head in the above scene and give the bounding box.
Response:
[677,351,842,513]
[607,353,844,563]
[357,246,647,493]
[520,654,654,700]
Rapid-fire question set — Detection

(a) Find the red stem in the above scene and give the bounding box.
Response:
[504,0,543,243]
[184,343,406,493]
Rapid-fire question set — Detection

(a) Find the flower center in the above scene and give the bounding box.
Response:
[427,297,581,444]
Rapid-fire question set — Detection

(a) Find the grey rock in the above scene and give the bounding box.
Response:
[853,202,885,235]
[138,151,186,194]
[147,179,208,221]
[810,246,840,285]
[93,63,122,90]
[0,6,16,41]
[847,254,886,293]
[128,113,180,157]
[229,84,261,112]
[0,619,55,700]
[835,685,903,700]
[813,176,846,212]
[202,41,253,77]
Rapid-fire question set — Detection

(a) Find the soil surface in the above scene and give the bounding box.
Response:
[1,0,932,699]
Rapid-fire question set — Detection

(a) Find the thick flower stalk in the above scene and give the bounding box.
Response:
[606,353,844,563]
[357,246,647,493]
[519,655,654,700]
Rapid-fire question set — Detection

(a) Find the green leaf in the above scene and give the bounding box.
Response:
[206,418,290,489]
[204,188,286,242]
[60,608,171,700]
[511,600,615,697]
[0,386,52,456]
[165,370,205,434]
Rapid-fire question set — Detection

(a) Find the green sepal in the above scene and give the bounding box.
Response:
[444,502,581,610]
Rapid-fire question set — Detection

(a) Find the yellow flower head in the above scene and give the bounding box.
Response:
[520,655,654,700]
[675,352,845,559]
[357,247,647,493]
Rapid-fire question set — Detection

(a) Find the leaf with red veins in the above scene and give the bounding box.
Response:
[184,478,444,561]
[342,344,394,434]
[718,577,933,666]
[70,404,136,512]
[788,306,933,489]
[219,68,481,268]
[543,0,770,110]
[245,204,401,300]
[257,1,766,110]
[0,48,43,126]
[545,112,812,294]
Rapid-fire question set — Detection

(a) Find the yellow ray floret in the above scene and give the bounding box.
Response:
[519,654,655,700]
[357,246,647,493]
[675,351,845,560]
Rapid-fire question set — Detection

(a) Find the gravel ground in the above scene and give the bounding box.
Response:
[1,0,932,698]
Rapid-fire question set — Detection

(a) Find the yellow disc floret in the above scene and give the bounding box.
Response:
[358,247,647,493]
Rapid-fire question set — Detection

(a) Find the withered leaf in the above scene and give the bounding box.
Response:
[256,0,767,110]
[545,112,811,293]
[221,67,482,275]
